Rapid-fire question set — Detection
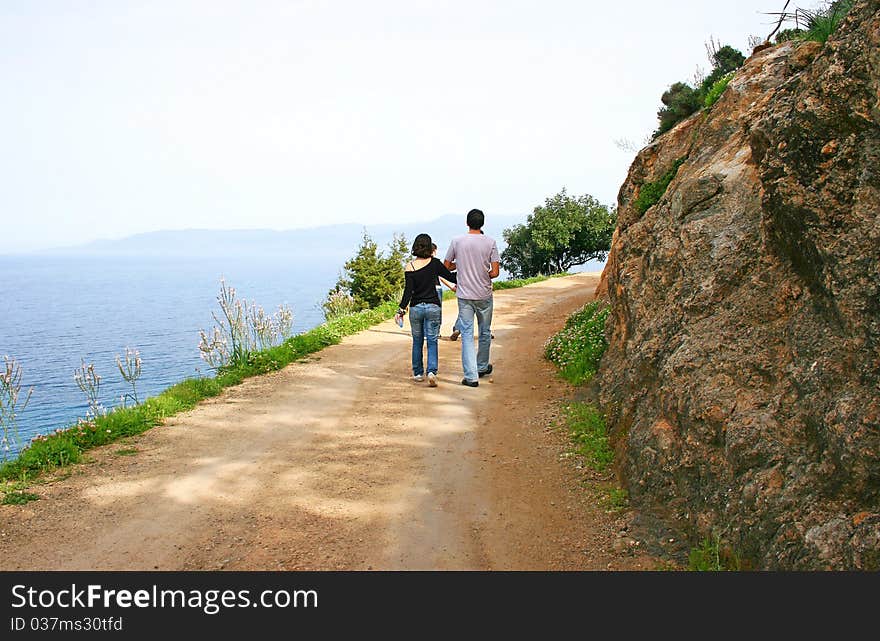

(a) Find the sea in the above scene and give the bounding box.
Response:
[0,253,340,459]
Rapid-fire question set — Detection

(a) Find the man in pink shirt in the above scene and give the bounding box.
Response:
[444,209,500,387]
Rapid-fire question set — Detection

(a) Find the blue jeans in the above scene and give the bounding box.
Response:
[435,286,443,324]
[409,303,441,376]
[456,297,493,382]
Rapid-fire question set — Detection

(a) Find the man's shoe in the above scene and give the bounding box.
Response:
[413,374,424,382]
[461,378,479,387]
[450,329,460,341]
[478,364,493,378]
[427,372,438,387]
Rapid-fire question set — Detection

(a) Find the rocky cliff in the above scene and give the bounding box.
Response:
[595,0,879,569]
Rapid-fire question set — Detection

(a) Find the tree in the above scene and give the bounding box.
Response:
[500,222,551,280]
[501,189,616,279]
[656,82,703,137]
[654,43,746,138]
[711,45,746,74]
[332,231,408,310]
[699,45,746,95]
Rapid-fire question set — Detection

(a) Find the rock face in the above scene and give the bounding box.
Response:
[595,0,880,569]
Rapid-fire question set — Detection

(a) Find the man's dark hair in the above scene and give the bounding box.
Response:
[467,208,484,230]
[412,233,433,258]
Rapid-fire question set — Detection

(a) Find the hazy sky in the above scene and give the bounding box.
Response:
[2,0,786,252]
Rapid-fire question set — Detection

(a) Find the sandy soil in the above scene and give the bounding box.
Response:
[0,273,660,570]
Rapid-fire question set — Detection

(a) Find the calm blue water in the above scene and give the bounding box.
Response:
[0,254,339,458]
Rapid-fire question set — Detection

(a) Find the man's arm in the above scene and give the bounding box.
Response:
[444,240,456,271]
[488,241,500,279]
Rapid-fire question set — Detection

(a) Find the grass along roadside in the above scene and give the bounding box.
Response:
[492,272,569,291]
[0,274,564,498]
[564,402,614,472]
[546,302,628,515]
[555,401,628,516]
[546,298,742,570]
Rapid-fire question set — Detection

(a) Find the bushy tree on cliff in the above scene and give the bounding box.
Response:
[656,82,703,137]
[501,189,615,278]
[654,43,746,137]
[699,45,746,93]
[331,231,408,310]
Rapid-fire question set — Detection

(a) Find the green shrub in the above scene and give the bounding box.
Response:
[332,231,408,310]
[704,72,734,109]
[563,402,614,472]
[601,486,629,512]
[634,157,687,215]
[544,301,610,386]
[655,82,703,137]
[654,44,745,137]
[699,45,745,95]
[689,536,742,571]
[801,0,852,43]
[2,490,39,505]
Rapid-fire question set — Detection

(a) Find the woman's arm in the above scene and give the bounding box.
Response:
[435,258,457,283]
[398,270,415,312]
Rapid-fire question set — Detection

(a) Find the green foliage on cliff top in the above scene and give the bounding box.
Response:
[800,0,853,43]
[654,44,745,137]
[704,72,735,109]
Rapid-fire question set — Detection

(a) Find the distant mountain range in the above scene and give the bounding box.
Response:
[38,214,528,259]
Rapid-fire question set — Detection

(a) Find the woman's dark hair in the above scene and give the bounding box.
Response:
[411,233,433,258]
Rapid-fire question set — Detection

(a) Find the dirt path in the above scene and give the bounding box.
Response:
[0,273,657,570]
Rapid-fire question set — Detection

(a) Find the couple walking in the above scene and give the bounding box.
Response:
[395,209,500,388]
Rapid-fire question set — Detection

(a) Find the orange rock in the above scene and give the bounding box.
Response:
[821,140,839,155]
[650,418,677,451]
[767,469,784,490]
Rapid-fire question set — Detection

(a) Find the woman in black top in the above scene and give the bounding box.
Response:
[396,233,456,387]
